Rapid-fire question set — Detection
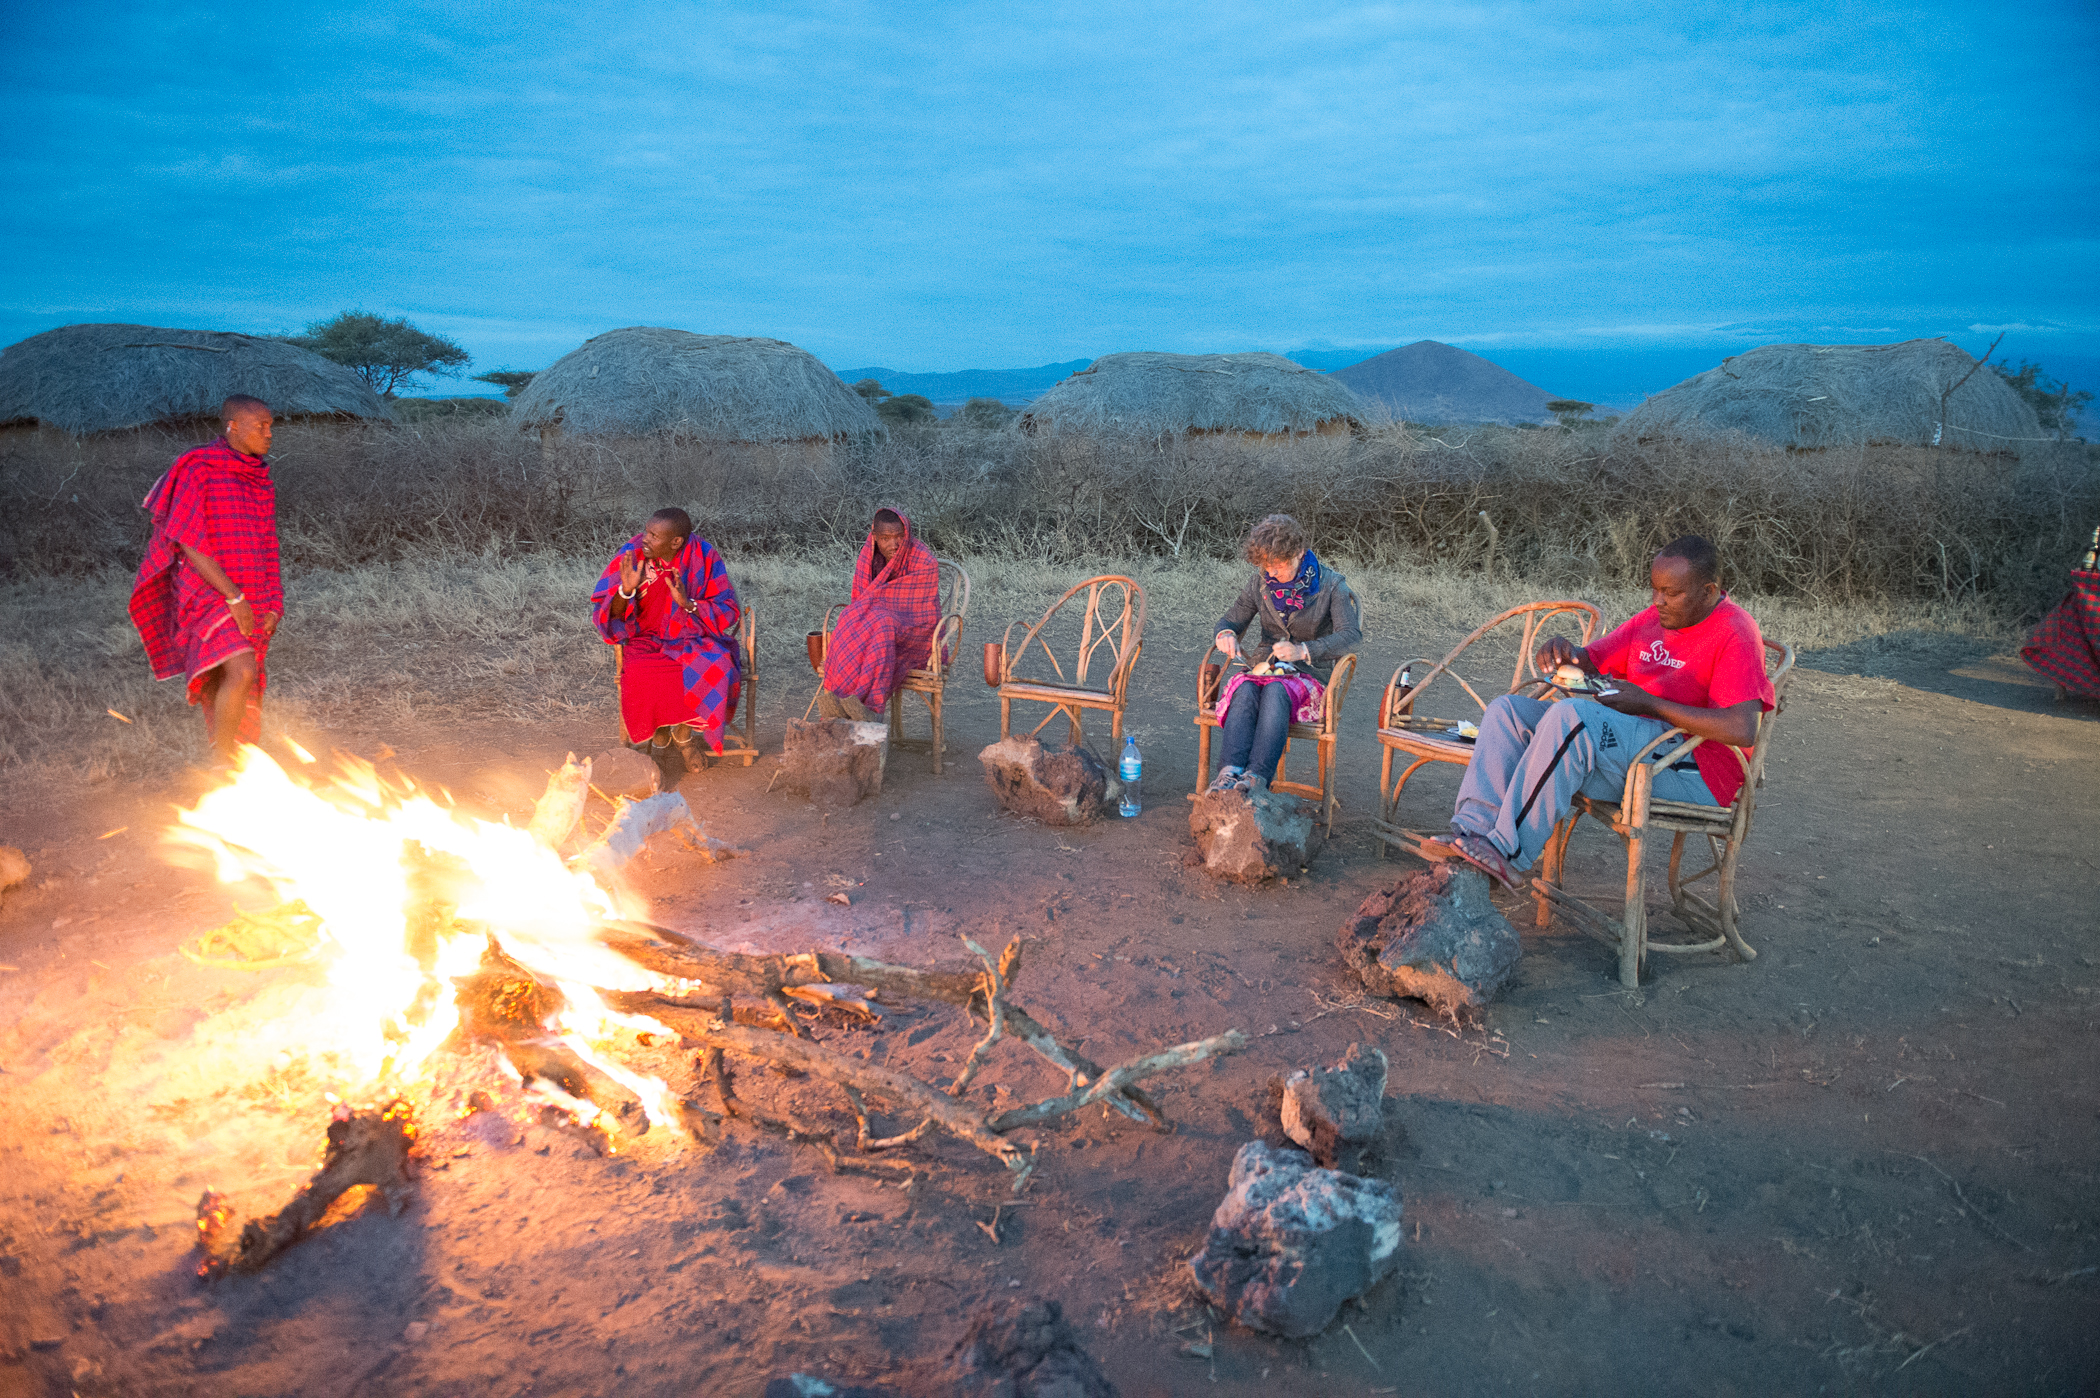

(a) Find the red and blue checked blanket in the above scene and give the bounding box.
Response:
[592,534,742,750]
[822,507,941,711]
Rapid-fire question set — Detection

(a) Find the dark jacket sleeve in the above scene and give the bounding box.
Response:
[1215,575,1262,642]
[1304,579,1362,664]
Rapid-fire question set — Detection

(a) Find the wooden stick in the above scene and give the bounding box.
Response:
[597,922,1169,1126]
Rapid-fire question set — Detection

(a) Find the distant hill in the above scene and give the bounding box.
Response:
[1284,346,1393,373]
[1330,341,1558,425]
[828,359,1093,405]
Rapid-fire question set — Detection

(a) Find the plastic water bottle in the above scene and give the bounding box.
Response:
[1117,737,1142,817]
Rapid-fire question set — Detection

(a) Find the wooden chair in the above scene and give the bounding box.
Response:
[612,594,760,767]
[1532,638,1795,987]
[819,559,972,773]
[1192,650,1358,836]
[1372,600,1602,856]
[993,576,1147,749]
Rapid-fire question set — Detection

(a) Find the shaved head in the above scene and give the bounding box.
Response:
[222,394,270,422]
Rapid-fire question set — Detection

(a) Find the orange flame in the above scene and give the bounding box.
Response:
[170,745,680,1126]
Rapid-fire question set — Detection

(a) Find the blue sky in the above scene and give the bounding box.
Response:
[4,1,2095,404]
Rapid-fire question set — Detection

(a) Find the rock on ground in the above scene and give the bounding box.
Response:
[978,737,1109,825]
[781,718,889,808]
[1188,1141,1405,1339]
[1336,863,1522,1019]
[590,747,660,800]
[1187,779,1313,882]
[940,1297,1117,1397]
[1281,1042,1389,1168]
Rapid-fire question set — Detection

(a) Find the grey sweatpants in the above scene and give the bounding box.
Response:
[1452,694,1717,870]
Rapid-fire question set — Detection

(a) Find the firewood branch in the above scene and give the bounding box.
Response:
[598,920,1170,1127]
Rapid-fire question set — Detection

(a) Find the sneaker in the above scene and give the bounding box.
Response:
[1208,766,1245,793]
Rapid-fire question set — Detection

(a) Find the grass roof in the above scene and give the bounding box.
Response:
[1015,352,1366,437]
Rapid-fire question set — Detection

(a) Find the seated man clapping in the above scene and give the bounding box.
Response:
[1423,536,1774,888]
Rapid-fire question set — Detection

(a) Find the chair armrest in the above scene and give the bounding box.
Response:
[1195,643,1229,715]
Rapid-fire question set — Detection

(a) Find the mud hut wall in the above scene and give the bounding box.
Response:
[1017,352,1368,439]
[0,323,393,435]
[1617,339,2046,453]
[508,328,883,443]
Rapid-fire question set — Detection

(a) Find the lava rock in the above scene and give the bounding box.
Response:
[1280,1043,1389,1168]
[940,1296,1117,1397]
[781,718,889,808]
[1188,1141,1405,1338]
[1187,778,1313,882]
[978,737,1109,825]
[591,747,661,801]
[1337,863,1522,1019]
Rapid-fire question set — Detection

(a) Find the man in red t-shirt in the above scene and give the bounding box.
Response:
[1423,536,1776,889]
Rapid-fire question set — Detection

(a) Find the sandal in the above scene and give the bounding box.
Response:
[1420,832,1521,891]
[1208,766,1245,793]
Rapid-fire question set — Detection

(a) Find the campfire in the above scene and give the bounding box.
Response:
[172,745,1245,1276]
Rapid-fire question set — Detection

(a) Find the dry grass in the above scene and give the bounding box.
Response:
[0,549,2017,783]
[6,416,2092,616]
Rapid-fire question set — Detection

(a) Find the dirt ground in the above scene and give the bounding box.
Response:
[2,612,2096,1398]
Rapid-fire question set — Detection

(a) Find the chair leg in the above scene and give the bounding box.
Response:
[1716,838,1757,962]
[1196,722,1212,794]
[1319,735,1336,838]
[1376,746,1395,859]
[1000,696,1011,739]
[930,691,944,776]
[889,690,902,745]
[1619,769,1651,987]
[1536,817,1574,929]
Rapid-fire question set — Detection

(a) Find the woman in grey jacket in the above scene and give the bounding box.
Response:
[1209,513,1363,791]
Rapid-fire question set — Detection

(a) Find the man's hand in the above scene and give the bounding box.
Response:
[257,611,281,640]
[1536,635,1592,674]
[617,548,644,596]
[228,596,256,637]
[666,569,690,612]
[1594,678,1654,716]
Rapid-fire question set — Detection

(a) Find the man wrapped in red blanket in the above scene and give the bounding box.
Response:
[817,507,941,721]
[592,508,742,775]
[128,396,284,766]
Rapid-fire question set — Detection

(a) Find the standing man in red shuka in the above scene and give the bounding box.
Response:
[128,395,284,768]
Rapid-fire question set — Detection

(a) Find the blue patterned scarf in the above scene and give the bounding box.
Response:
[1264,550,1321,615]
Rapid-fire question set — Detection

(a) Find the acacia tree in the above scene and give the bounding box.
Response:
[473,370,537,400]
[1994,359,2092,438]
[287,312,470,397]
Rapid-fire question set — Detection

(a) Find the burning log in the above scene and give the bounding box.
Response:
[194,1100,418,1279]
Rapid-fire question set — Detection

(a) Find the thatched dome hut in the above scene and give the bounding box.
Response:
[1016,353,1365,439]
[508,328,883,441]
[0,323,392,434]
[1617,339,2043,452]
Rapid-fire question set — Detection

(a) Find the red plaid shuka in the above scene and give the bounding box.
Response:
[127,437,283,745]
[592,534,742,750]
[822,507,940,711]
[2022,566,2100,698]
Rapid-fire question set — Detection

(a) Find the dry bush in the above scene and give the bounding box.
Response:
[4,417,2092,617]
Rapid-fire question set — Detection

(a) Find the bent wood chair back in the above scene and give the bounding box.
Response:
[994,575,1148,750]
[1191,648,1359,836]
[1372,599,1601,856]
[613,593,759,767]
[818,559,973,773]
[1532,637,1796,988]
